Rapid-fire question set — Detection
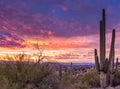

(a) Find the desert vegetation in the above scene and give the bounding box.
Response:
[0,54,119,89]
[0,54,90,89]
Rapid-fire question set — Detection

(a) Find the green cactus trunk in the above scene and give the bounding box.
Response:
[100,72,107,89]
[100,9,107,88]
[100,9,106,71]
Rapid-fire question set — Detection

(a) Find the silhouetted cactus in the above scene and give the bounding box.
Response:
[59,64,62,80]
[115,58,119,72]
[94,9,116,88]
[70,62,73,74]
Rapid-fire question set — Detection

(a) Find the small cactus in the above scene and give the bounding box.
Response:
[59,64,62,80]
[115,58,119,72]
[70,62,73,74]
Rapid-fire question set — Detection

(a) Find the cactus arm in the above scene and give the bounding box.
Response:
[109,29,115,70]
[94,49,100,72]
[109,29,115,87]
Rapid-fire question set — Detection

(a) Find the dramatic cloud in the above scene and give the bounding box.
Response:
[0,30,24,48]
[0,0,120,62]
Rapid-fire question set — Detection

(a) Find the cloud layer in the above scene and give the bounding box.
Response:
[0,0,120,62]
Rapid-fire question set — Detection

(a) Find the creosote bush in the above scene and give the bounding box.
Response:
[0,54,58,89]
[113,71,120,86]
[81,70,100,87]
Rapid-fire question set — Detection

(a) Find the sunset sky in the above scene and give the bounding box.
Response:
[0,0,120,63]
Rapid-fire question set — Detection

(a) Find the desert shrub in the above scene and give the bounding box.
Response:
[80,70,100,87]
[113,71,120,86]
[62,73,75,86]
[80,70,120,87]
[0,62,61,89]
[59,72,90,89]
[73,82,89,89]
[0,54,62,89]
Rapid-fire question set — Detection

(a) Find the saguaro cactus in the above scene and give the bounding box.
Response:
[115,58,119,72]
[70,62,73,75]
[59,64,62,80]
[94,9,116,88]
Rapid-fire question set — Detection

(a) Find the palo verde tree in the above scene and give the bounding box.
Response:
[34,42,45,63]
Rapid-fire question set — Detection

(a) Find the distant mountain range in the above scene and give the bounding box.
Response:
[0,60,95,66]
[42,62,95,66]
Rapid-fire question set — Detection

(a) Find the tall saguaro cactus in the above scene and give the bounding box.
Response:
[94,9,116,89]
